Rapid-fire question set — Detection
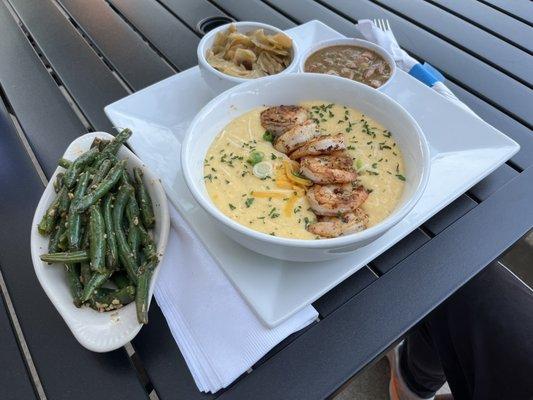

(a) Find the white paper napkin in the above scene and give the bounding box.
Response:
[356,19,477,116]
[154,206,318,393]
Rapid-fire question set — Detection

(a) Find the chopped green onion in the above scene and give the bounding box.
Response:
[247,151,264,166]
[262,131,274,143]
[252,161,273,179]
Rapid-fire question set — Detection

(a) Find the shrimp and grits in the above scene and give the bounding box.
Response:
[203,101,406,239]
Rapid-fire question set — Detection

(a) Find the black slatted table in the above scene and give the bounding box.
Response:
[0,1,531,398]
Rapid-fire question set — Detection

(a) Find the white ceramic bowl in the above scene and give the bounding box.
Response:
[299,38,397,90]
[197,21,300,94]
[30,132,170,352]
[181,74,430,262]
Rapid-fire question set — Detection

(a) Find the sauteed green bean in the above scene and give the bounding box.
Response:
[38,130,159,324]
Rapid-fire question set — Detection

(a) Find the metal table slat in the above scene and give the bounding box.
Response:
[108,0,199,71]
[312,267,377,317]
[0,1,86,177]
[158,0,229,33]
[0,102,148,400]
[320,0,533,127]
[481,0,533,26]
[264,0,360,37]
[0,293,37,400]
[132,304,215,400]
[210,0,295,30]
[217,166,533,400]
[57,0,174,91]
[469,164,519,201]
[7,0,126,131]
[444,80,533,171]
[424,195,477,235]
[427,0,533,53]
[372,229,431,275]
[373,0,533,86]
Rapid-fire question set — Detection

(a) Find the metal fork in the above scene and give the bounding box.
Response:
[373,18,397,40]
[373,18,390,31]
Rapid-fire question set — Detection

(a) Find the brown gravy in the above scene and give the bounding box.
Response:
[304,45,392,88]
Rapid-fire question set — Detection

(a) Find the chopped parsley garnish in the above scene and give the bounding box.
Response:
[396,174,406,181]
[228,203,236,210]
[245,198,254,208]
[268,207,280,219]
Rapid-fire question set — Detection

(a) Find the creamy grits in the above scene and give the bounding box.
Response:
[203,101,405,239]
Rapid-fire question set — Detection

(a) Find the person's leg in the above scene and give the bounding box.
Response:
[398,262,533,400]
[400,324,446,398]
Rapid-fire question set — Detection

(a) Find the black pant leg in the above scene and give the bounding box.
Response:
[401,324,447,397]
[402,262,533,400]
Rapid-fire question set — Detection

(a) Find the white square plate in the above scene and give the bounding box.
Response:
[105,21,519,327]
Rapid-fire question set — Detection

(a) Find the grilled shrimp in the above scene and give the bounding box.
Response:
[260,105,309,137]
[300,152,357,184]
[308,209,369,238]
[289,134,346,159]
[306,183,368,216]
[273,120,319,154]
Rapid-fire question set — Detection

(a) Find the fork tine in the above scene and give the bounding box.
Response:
[373,19,378,28]
[386,19,391,31]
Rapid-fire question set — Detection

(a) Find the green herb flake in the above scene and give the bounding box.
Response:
[245,198,254,208]
[263,130,275,143]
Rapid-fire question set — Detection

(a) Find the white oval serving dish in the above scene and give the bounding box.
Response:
[30,132,170,352]
[197,21,300,94]
[181,73,431,262]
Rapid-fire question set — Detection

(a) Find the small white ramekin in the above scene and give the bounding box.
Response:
[197,21,300,94]
[299,38,397,90]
